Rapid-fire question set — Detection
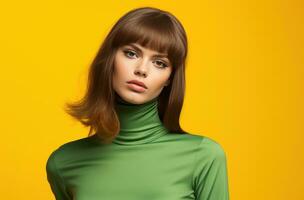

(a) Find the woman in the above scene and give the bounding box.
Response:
[46,6,230,200]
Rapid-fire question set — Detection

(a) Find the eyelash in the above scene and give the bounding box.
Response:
[123,49,169,69]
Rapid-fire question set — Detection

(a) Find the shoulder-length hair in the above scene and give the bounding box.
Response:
[64,6,188,144]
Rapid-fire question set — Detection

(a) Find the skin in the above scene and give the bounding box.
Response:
[112,42,172,104]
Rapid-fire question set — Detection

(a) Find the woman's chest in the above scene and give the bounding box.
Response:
[65,147,196,200]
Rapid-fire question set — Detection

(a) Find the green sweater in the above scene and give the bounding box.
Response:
[46,96,230,200]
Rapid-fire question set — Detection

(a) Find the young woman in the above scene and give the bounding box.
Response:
[46,6,230,200]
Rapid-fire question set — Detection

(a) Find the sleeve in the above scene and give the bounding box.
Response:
[192,137,230,200]
[46,150,72,200]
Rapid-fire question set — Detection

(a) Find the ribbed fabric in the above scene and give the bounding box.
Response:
[111,95,169,145]
[46,95,230,200]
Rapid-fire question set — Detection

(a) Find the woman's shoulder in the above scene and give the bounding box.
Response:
[190,133,227,163]
[166,131,227,156]
[46,136,95,164]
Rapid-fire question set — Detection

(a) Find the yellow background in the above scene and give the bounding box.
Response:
[1,0,303,199]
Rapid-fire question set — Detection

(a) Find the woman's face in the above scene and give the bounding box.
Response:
[112,42,172,104]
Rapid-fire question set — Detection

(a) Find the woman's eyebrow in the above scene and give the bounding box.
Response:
[126,43,168,58]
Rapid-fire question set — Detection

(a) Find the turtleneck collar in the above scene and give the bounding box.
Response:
[111,93,169,145]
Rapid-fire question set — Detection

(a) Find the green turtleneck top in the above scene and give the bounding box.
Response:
[46,96,230,200]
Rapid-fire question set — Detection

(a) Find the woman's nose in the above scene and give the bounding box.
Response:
[134,67,147,78]
[134,59,149,78]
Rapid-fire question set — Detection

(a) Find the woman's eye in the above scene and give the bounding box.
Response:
[154,60,168,68]
[123,50,137,58]
[123,49,168,68]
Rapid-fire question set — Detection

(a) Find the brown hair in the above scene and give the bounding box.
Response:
[64,6,188,144]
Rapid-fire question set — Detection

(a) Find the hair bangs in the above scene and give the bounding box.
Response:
[112,15,185,68]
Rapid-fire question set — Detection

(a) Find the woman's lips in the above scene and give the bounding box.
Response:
[126,83,146,93]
